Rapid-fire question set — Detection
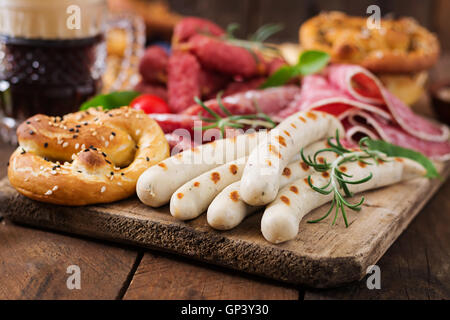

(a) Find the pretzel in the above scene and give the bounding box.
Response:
[8,107,169,206]
[300,12,440,73]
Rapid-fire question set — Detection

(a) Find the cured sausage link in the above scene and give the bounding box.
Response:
[137,131,268,207]
[261,157,426,244]
[240,111,344,206]
[189,34,266,78]
[167,51,201,113]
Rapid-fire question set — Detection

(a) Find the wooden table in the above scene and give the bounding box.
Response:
[1,139,449,300]
[2,52,450,299]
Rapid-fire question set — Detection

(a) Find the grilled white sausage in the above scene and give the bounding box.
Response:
[207,140,336,230]
[170,157,247,220]
[137,131,267,207]
[261,157,426,244]
[240,111,344,206]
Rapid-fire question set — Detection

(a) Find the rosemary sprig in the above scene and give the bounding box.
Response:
[193,92,276,138]
[222,23,284,59]
[301,131,387,227]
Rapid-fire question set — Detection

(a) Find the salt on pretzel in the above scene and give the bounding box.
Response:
[8,107,169,206]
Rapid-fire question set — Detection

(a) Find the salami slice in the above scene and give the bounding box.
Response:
[344,110,450,161]
[327,64,449,142]
[282,64,450,160]
[183,85,301,117]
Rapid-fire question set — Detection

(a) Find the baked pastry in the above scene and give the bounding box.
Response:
[8,107,169,206]
[300,11,440,73]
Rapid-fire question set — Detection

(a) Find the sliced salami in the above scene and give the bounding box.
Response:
[327,64,449,142]
[282,64,450,160]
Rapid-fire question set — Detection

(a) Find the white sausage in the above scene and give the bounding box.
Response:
[137,131,267,207]
[170,157,247,220]
[240,111,344,206]
[207,181,262,230]
[207,140,336,230]
[261,157,426,244]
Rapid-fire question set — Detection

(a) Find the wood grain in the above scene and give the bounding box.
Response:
[1,161,447,288]
[304,178,450,299]
[124,252,298,300]
[0,142,141,300]
[0,219,139,299]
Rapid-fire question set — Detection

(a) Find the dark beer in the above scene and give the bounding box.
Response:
[0,0,106,124]
[0,34,104,119]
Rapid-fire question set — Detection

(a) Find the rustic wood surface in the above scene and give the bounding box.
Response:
[1,158,448,288]
[304,177,450,299]
[0,143,299,300]
[123,252,299,300]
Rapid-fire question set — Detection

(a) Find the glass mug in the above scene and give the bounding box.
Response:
[0,0,107,143]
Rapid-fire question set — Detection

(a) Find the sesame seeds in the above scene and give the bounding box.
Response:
[146,157,150,162]
[44,190,53,196]
[52,186,59,191]
[75,143,80,150]
[44,142,48,148]
[62,142,69,148]
[100,186,106,193]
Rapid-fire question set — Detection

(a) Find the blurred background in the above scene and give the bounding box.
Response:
[108,0,450,49]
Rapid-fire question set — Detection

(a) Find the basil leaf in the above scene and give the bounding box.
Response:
[260,65,300,89]
[80,91,140,111]
[260,50,329,89]
[364,139,440,179]
[297,50,330,76]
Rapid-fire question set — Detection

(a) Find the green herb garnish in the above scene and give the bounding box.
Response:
[80,91,140,111]
[302,131,438,227]
[223,23,284,61]
[260,50,330,89]
[193,92,276,138]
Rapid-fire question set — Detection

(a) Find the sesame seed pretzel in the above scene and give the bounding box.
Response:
[8,107,169,205]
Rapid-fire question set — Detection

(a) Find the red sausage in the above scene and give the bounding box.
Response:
[199,67,230,99]
[188,34,266,78]
[138,46,169,84]
[223,77,267,96]
[172,17,225,45]
[167,51,201,113]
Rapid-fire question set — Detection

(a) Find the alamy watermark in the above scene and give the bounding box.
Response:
[366,265,381,290]
[66,265,81,290]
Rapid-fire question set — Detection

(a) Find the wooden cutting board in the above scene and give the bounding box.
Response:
[0,161,448,288]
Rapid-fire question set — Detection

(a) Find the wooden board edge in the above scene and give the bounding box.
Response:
[1,161,449,288]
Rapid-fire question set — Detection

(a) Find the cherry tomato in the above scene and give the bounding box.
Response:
[130,94,171,114]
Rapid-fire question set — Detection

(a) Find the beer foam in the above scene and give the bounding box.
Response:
[0,0,106,39]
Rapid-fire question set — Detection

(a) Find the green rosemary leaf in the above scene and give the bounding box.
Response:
[216,92,232,116]
[334,172,373,185]
[194,97,221,120]
[362,138,440,179]
[249,23,284,42]
[307,198,336,224]
[225,23,240,39]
